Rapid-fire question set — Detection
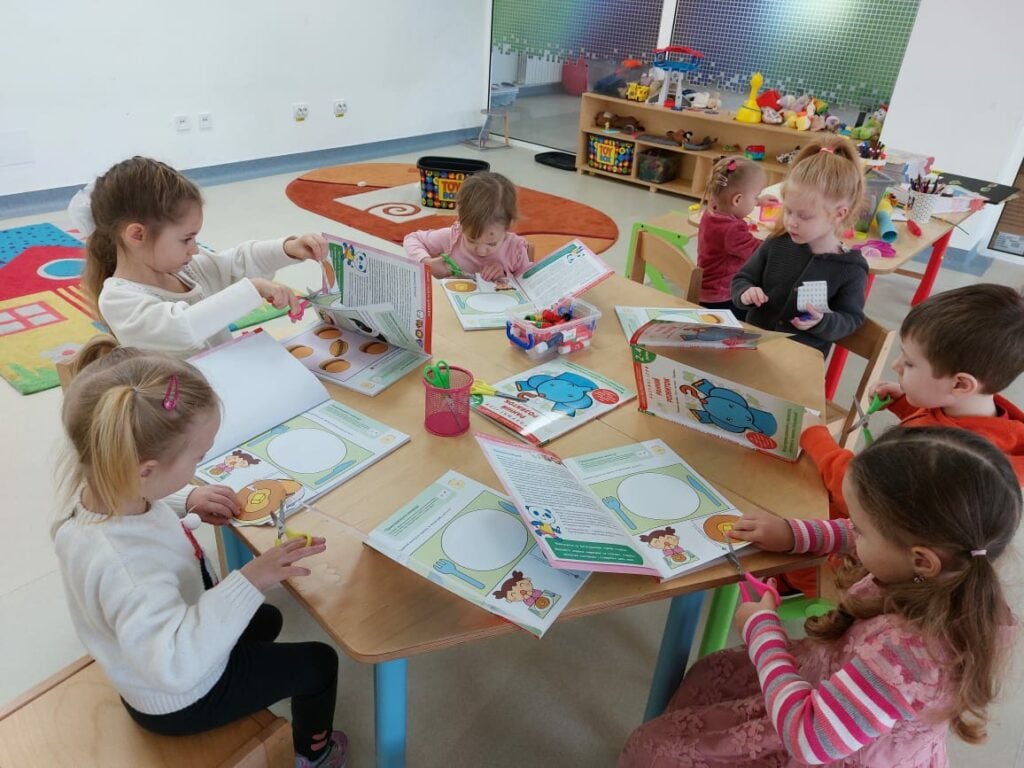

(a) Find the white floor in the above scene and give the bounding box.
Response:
[3,144,1024,767]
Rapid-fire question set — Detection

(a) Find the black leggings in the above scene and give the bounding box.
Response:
[124,605,339,760]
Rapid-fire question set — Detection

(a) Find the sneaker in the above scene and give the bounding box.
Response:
[295,730,348,768]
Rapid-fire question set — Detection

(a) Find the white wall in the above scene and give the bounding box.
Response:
[0,1,490,196]
[883,0,1024,251]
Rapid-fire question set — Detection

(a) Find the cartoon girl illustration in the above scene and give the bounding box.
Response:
[639,526,692,566]
[207,450,260,478]
[492,571,559,616]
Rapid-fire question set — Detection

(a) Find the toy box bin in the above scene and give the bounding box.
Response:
[417,156,490,210]
[505,297,602,361]
[489,83,519,109]
[587,135,634,175]
[637,150,680,184]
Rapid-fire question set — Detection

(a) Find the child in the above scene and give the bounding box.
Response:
[74,156,327,358]
[696,156,767,319]
[731,138,869,356]
[621,426,1019,767]
[54,342,347,768]
[403,171,534,280]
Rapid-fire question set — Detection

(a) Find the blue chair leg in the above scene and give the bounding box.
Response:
[217,526,254,572]
[643,592,705,722]
[374,659,408,768]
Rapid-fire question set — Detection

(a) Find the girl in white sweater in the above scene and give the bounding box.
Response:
[72,156,327,358]
[53,340,347,768]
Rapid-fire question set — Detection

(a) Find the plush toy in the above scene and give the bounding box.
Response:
[809,114,826,131]
[824,115,841,132]
[594,111,646,133]
[761,107,783,124]
[794,114,812,131]
[756,89,781,110]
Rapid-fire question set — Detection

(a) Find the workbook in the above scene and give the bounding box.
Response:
[190,331,409,526]
[281,234,432,396]
[628,318,770,350]
[470,358,634,445]
[441,239,613,330]
[476,435,750,580]
[366,471,589,637]
[615,306,742,340]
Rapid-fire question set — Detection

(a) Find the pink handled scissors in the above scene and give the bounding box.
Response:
[724,536,780,605]
[288,299,311,323]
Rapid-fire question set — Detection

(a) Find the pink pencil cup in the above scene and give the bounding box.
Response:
[423,365,473,436]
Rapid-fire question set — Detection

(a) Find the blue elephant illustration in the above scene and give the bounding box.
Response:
[515,371,597,416]
[681,378,777,436]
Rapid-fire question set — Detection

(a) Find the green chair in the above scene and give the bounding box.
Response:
[625,221,700,301]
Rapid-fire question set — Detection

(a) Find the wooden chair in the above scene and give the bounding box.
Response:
[823,317,897,449]
[0,657,293,767]
[625,221,702,302]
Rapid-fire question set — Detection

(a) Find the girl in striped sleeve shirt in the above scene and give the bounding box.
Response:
[620,427,1019,767]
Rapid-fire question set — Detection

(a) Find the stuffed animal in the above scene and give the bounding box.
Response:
[594,111,645,133]
[761,107,783,124]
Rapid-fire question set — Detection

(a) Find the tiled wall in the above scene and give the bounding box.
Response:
[671,0,919,108]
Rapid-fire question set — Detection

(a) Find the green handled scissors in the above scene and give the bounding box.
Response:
[423,360,451,389]
[848,393,893,445]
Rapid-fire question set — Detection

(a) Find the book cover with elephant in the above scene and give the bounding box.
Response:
[630,329,806,461]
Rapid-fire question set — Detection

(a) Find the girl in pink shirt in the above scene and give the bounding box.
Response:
[403,171,533,280]
[620,426,1018,767]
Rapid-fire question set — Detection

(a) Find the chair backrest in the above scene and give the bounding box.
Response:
[832,316,897,449]
[627,225,702,303]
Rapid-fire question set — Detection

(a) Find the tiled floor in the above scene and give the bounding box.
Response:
[2,144,1023,766]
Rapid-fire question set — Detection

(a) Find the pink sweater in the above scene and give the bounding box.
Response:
[402,220,531,278]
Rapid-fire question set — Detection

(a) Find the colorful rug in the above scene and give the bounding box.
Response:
[285,162,618,256]
[0,223,102,394]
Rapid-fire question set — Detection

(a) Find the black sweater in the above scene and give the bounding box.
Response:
[731,234,869,356]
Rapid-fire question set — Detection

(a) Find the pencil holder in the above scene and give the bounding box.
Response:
[423,365,473,437]
[906,190,941,225]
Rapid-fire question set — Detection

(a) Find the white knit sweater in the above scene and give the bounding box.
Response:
[54,495,265,715]
[98,238,293,358]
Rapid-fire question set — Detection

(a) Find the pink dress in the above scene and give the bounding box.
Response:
[402,220,531,278]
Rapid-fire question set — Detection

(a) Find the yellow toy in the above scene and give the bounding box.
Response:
[735,71,763,123]
[626,82,651,102]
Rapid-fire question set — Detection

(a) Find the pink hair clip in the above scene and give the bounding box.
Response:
[726,159,737,172]
[163,374,180,411]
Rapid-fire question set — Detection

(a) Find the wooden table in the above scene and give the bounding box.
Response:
[218,275,828,767]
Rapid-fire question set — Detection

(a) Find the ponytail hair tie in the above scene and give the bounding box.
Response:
[819,146,836,155]
[726,159,737,172]
[163,374,180,411]
[970,548,988,558]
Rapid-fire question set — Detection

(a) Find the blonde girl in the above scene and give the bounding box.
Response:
[73,156,328,358]
[54,338,347,768]
[403,171,534,280]
[621,426,1019,766]
[731,137,869,356]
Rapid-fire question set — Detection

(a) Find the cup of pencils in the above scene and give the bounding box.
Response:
[422,361,473,437]
[907,175,946,226]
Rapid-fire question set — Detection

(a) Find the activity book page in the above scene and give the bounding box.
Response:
[470,358,634,445]
[440,239,613,330]
[366,471,588,638]
[283,234,431,396]
[476,435,747,580]
[190,331,409,525]
[629,318,774,350]
[615,306,741,341]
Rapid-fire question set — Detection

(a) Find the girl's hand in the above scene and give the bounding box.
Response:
[186,485,240,526]
[791,303,823,330]
[284,233,328,262]
[728,509,795,552]
[250,278,301,315]
[740,287,768,307]
[426,256,451,279]
[733,580,779,634]
[479,262,506,281]
[872,380,903,401]
[240,537,327,591]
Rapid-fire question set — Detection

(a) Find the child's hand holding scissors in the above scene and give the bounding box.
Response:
[733,579,780,633]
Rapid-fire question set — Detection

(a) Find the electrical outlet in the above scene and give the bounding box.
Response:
[174,114,191,132]
[198,112,213,130]
[333,99,348,118]
[292,102,309,122]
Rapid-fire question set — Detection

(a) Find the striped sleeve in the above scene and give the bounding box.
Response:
[743,612,928,764]
[788,518,854,555]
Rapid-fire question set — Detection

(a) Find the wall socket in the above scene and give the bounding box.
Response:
[174,114,191,132]
[293,102,309,122]
[333,99,348,118]
[198,112,214,130]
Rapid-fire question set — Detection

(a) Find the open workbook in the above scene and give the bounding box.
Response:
[189,331,409,526]
[282,234,432,396]
[615,306,742,340]
[366,471,589,637]
[476,434,749,580]
[440,239,613,330]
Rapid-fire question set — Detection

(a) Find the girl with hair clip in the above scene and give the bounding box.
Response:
[620,426,1019,767]
[696,155,768,319]
[53,340,347,767]
[731,137,870,356]
[71,156,328,359]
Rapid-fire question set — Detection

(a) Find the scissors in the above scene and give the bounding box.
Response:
[724,536,780,605]
[288,298,311,323]
[847,393,893,446]
[423,360,451,389]
[269,503,312,547]
[470,379,521,400]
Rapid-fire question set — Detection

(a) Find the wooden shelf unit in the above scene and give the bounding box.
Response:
[577,92,802,198]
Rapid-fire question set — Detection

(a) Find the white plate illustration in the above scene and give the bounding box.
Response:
[466,293,519,313]
[267,429,348,474]
[441,508,528,571]
[618,473,699,520]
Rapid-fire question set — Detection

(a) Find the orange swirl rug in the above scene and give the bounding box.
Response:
[285,162,618,255]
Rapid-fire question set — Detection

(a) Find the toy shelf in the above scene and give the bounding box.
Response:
[578,92,802,198]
